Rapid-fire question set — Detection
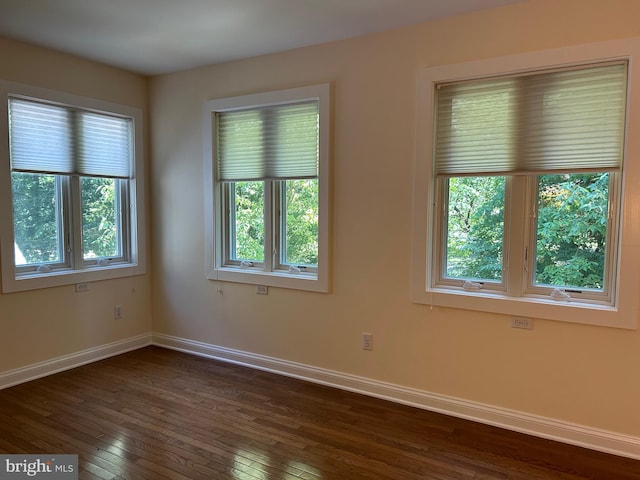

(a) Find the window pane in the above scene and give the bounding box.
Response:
[231,181,264,262]
[445,176,505,281]
[81,177,121,259]
[535,173,609,290]
[11,172,63,265]
[282,179,318,266]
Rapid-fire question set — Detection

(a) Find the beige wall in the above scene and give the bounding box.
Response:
[150,0,640,438]
[0,37,152,370]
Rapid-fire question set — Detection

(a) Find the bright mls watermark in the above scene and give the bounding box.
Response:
[0,455,77,479]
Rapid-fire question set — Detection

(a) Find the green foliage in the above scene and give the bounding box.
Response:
[81,177,119,259]
[284,179,318,265]
[446,176,504,281]
[445,173,610,290]
[232,179,318,266]
[535,173,609,289]
[233,181,265,261]
[11,172,61,264]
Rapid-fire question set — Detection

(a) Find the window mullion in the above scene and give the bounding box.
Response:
[118,179,130,261]
[505,176,529,296]
[69,175,83,268]
[604,172,621,304]
[274,180,284,270]
[225,183,235,263]
[56,175,71,269]
[263,181,274,272]
[69,109,83,269]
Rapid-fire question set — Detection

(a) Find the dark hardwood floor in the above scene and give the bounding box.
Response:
[0,346,638,479]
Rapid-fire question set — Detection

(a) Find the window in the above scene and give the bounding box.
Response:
[412,43,640,329]
[204,84,330,292]
[0,83,145,292]
[434,62,626,301]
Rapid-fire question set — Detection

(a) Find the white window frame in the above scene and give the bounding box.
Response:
[0,82,146,293]
[203,84,330,292]
[412,39,640,329]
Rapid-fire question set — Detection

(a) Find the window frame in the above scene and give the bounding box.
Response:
[434,174,510,292]
[412,40,640,329]
[522,172,621,304]
[0,82,146,293]
[77,176,130,267]
[203,84,330,293]
[223,180,267,267]
[276,178,319,274]
[10,172,70,273]
[433,172,621,304]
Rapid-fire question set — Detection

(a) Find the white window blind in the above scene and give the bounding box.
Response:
[216,100,319,181]
[9,98,132,179]
[78,112,131,178]
[434,62,628,176]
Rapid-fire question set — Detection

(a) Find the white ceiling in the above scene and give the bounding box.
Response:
[0,0,522,76]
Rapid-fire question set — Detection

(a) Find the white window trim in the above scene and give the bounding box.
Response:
[412,39,640,329]
[203,84,330,293]
[0,81,146,293]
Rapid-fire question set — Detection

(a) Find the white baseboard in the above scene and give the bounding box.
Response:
[152,332,640,461]
[0,333,152,390]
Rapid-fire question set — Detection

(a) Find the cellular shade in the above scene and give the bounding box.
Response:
[9,99,73,174]
[9,98,132,179]
[434,62,628,176]
[216,101,319,181]
[78,112,131,178]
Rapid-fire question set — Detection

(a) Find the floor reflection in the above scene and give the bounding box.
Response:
[232,448,322,479]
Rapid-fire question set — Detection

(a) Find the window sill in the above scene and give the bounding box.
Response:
[415,287,635,330]
[208,266,328,293]
[3,263,144,293]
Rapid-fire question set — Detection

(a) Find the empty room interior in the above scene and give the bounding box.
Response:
[3,0,640,478]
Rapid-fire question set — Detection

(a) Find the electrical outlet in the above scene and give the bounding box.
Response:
[114,305,123,319]
[256,285,268,295]
[511,317,532,330]
[362,333,373,351]
[75,283,89,293]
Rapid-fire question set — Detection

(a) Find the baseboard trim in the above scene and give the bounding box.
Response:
[152,333,640,461]
[0,333,152,390]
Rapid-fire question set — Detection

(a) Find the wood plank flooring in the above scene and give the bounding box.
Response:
[0,346,638,479]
